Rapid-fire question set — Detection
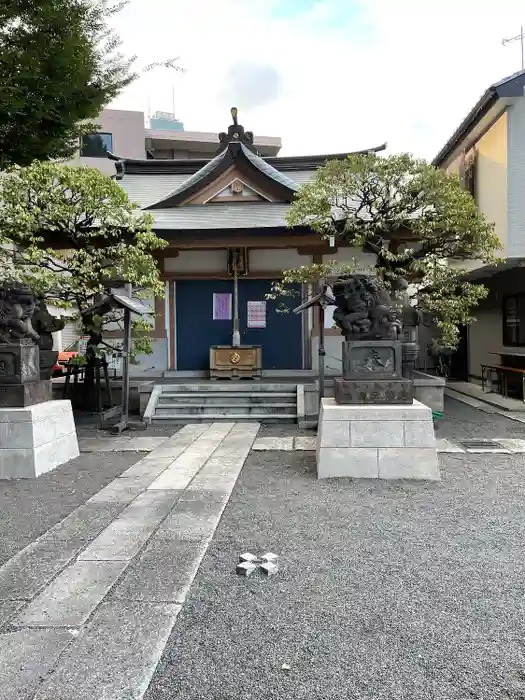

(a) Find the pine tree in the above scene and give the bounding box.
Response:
[0,0,135,168]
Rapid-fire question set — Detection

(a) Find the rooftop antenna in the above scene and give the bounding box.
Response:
[143,58,187,121]
[502,25,525,70]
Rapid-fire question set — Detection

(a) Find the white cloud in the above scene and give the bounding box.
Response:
[110,0,525,159]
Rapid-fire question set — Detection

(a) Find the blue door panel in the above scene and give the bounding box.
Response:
[176,280,302,371]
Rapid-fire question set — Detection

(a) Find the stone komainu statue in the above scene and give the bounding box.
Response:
[0,284,39,343]
[331,274,403,341]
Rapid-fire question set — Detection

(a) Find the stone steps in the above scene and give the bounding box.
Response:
[146,384,299,423]
[157,393,296,405]
[151,413,295,423]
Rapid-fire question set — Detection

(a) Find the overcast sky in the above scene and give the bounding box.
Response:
[111,0,525,159]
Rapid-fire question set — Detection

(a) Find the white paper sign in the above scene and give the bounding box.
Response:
[247,301,266,328]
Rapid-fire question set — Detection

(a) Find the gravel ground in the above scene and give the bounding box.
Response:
[0,452,140,566]
[145,450,525,700]
[436,397,525,441]
[258,423,316,438]
[74,415,180,440]
[258,397,525,442]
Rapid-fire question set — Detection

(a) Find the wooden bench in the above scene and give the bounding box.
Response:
[481,364,525,402]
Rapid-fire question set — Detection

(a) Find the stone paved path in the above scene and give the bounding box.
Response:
[0,422,259,700]
[252,435,525,453]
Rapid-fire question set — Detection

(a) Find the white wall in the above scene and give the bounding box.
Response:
[507,98,525,257]
[249,249,311,271]
[164,250,227,273]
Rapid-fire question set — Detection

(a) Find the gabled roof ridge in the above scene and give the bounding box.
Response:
[144,141,300,210]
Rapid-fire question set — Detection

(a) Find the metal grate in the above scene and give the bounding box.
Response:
[461,440,506,450]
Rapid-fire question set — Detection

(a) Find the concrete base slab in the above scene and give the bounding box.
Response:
[317,398,440,481]
[0,400,79,479]
[33,601,181,700]
[0,629,74,700]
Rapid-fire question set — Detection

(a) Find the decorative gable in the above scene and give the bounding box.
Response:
[206,178,270,203]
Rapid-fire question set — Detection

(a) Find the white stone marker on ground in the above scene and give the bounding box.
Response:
[317,398,440,481]
[0,399,79,479]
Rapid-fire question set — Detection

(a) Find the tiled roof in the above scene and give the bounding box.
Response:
[120,170,316,210]
[240,144,299,192]
[137,203,293,230]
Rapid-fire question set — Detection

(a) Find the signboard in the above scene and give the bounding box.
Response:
[213,293,232,320]
[247,301,266,328]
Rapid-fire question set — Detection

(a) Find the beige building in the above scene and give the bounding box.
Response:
[67,108,282,176]
[433,69,525,390]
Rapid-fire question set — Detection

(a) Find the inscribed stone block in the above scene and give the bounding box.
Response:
[378,448,440,480]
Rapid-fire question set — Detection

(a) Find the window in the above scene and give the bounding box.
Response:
[503,294,525,346]
[80,132,113,158]
[463,150,477,201]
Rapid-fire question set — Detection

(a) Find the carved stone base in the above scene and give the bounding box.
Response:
[0,399,79,479]
[334,378,413,405]
[317,398,440,481]
[0,380,52,408]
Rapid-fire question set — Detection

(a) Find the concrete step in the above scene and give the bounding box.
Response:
[151,413,296,423]
[154,404,296,417]
[159,383,298,393]
[157,394,296,405]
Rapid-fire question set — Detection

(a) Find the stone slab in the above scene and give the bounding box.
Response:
[294,436,316,451]
[350,420,405,448]
[320,397,432,422]
[317,447,378,479]
[33,601,181,700]
[0,539,81,601]
[0,431,79,478]
[109,536,210,604]
[147,423,235,491]
[0,399,73,422]
[14,560,128,628]
[116,490,180,526]
[404,420,436,448]
[496,438,525,453]
[378,448,440,480]
[79,436,167,453]
[155,499,225,542]
[78,491,179,562]
[44,502,126,547]
[87,479,147,504]
[118,457,174,481]
[319,421,350,448]
[0,601,24,629]
[436,438,465,453]
[252,437,294,451]
[0,629,74,700]
[77,520,157,562]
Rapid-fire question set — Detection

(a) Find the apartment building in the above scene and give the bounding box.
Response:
[433,69,525,387]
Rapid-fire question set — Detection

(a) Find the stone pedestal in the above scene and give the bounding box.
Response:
[0,400,79,479]
[317,398,440,481]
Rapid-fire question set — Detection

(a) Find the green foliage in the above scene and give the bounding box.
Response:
[0,162,167,357]
[0,0,135,167]
[286,153,502,347]
[266,262,362,311]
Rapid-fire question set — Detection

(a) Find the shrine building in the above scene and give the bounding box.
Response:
[111,109,386,377]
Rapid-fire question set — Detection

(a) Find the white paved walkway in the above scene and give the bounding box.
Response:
[252,436,525,454]
[0,422,259,700]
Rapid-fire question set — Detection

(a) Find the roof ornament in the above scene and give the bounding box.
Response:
[217,107,258,155]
